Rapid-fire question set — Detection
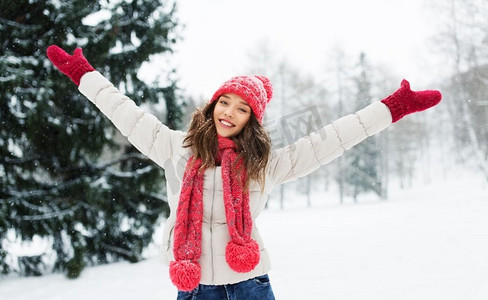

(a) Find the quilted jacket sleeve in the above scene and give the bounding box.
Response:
[266,101,392,186]
[77,71,184,169]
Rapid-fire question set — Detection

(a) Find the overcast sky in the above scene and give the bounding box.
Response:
[141,0,441,99]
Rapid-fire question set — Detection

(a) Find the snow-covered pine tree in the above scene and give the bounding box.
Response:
[0,0,182,278]
[342,53,383,201]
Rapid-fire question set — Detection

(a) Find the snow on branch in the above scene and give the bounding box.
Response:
[94,152,148,170]
[0,17,41,30]
[100,242,133,258]
[105,165,153,178]
[19,204,81,221]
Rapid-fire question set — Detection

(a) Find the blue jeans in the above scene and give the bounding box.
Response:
[176,274,275,300]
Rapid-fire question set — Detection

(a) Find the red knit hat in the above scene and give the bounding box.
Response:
[210,75,273,123]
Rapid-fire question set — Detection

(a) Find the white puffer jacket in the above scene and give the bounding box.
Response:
[78,71,392,286]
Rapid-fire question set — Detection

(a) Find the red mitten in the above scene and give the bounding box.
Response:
[381,79,442,123]
[47,45,95,86]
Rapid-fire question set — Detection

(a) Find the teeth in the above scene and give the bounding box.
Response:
[221,120,233,127]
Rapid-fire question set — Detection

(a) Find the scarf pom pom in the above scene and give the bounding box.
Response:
[169,260,201,291]
[225,240,260,273]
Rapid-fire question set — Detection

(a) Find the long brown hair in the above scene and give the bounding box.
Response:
[183,101,272,190]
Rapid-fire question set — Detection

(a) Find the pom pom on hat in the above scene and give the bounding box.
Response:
[254,75,273,103]
[210,75,273,123]
[169,260,201,292]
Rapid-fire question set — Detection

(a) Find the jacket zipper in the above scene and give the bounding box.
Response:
[209,167,217,283]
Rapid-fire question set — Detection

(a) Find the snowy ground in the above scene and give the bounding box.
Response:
[1,173,488,300]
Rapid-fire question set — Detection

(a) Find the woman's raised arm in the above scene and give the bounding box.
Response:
[266,80,441,186]
[47,45,185,169]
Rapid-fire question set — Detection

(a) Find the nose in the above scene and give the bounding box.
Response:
[224,106,234,118]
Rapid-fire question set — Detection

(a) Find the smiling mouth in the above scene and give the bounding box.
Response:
[219,119,235,127]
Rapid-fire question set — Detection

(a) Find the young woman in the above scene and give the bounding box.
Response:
[46,45,441,300]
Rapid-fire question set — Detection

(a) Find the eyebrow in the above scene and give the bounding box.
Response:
[220,94,250,107]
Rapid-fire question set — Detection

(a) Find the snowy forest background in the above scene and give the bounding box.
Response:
[1,0,487,292]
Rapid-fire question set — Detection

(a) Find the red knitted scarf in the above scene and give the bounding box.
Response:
[169,135,260,291]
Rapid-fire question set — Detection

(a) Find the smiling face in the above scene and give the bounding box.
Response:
[213,93,252,137]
